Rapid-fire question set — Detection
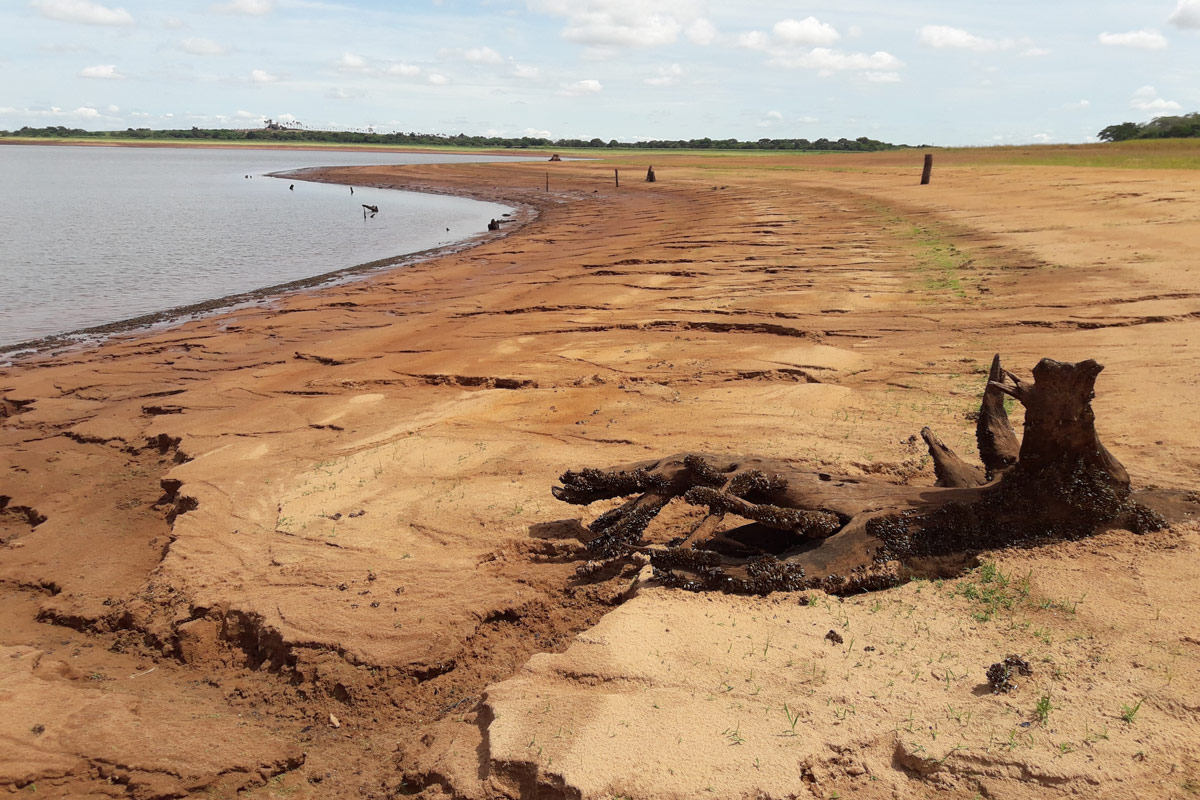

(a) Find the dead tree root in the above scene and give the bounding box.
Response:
[551,355,1192,596]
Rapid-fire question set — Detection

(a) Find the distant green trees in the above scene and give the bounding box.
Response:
[0,125,906,152]
[1098,113,1200,142]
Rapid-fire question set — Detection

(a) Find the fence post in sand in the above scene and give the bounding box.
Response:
[614,168,619,188]
[920,153,933,185]
[545,172,549,191]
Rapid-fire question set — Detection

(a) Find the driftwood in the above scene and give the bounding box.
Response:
[552,355,1187,595]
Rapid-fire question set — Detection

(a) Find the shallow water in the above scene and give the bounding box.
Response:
[0,145,520,347]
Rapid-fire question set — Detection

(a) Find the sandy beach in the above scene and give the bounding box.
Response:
[2,149,1199,799]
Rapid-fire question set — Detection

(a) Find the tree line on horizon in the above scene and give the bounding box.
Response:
[0,125,907,152]
[1098,112,1200,142]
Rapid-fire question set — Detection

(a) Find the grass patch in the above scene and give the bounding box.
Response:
[952,561,1032,622]
[867,202,981,300]
[1035,693,1053,724]
[940,139,1200,170]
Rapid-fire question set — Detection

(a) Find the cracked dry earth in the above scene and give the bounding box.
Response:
[2,151,1200,799]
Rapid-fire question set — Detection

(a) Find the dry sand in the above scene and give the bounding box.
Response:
[1,150,1199,799]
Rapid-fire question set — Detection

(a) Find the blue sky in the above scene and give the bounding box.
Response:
[2,0,1197,145]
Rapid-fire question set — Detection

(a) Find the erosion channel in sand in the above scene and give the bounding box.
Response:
[2,148,1199,799]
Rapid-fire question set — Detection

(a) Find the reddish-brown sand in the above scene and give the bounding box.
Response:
[2,150,1199,799]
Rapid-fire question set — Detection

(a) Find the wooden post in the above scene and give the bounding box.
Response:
[920,153,933,185]
[545,172,549,191]
[614,168,619,188]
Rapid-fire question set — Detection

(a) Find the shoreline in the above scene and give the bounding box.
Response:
[0,167,538,364]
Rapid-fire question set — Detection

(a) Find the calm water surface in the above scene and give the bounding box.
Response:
[0,145,522,348]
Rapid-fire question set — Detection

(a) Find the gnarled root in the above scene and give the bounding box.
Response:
[552,355,1179,596]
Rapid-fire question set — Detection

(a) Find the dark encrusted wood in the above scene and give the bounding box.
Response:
[976,353,1020,478]
[551,355,1186,595]
[921,426,985,488]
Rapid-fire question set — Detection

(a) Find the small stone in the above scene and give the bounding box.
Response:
[824,629,844,645]
[329,713,341,729]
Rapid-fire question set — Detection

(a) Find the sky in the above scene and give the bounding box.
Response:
[1,0,1198,146]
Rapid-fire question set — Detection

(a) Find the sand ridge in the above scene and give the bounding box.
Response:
[1,151,1199,797]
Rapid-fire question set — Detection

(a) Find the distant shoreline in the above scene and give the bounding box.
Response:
[0,137,537,157]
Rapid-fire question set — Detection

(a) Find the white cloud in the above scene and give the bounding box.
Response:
[30,0,133,25]
[1130,85,1181,111]
[234,109,262,119]
[1062,99,1090,110]
[565,14,679,46]
[512,63,540,79]
[336,52,369,72]
[386,63,421,77]
[738,18,901,79]
[755,109,783,128]
[427,73,449,85]
[522,127,552,138]
[163,16,185,29]
[559,78,603,96]
[250,68,277,82]
[685,17,716,45]
[212,0,272,15]
[336,53,423,79]
[1021,46,1051,56]
[78,63,124,79]
[1098,29,1168,49]
[917,25,1011,52]
[644,63,683,87]
[106,104,119,113]
[179,37,228,55]
[772,17,839,46]
[438,46,504,63]
[532,0,709,48]
[736,30,770,50]
[740,17,841,50]
[770,48,902,73]
[464,46,503,64]
[1170,0,1200,28]
[0,104,109,120]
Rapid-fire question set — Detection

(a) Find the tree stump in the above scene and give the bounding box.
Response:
[646,166,656,183]
[551,356,1187,595]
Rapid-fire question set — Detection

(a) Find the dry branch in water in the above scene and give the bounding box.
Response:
[552,355,1192,595]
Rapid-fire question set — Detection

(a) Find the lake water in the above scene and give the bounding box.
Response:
[0,144,523,349]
